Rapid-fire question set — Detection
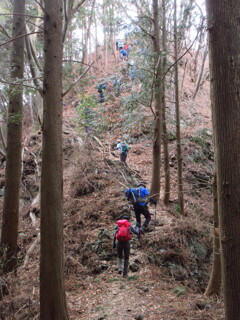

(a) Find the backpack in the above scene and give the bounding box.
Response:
[121,142,129,153]
[116,219,132,241]
[127,188,146,205]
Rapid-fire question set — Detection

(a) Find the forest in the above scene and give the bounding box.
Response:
[0,0,239,319]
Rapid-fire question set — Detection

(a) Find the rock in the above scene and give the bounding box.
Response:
[136,285,149,292]
[129,262,139,272]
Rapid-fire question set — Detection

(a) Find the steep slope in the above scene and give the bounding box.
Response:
[0,53,224,320]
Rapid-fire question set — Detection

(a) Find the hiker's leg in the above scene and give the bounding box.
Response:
[120,152,124,163]
[142,206,151,229]
[124,152,128,167]
[117,242,123,273]
[120,152,127,166]
[134,205,141,227]
[99,90,105,102]
[123,242,130,277]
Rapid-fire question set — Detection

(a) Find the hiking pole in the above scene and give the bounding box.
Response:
[154,203,157,237]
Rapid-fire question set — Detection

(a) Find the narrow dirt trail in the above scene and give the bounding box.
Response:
[67,222,181,320]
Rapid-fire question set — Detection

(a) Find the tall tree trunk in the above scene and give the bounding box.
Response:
[205,172,222,296]
[161,0,170,204]
[103,1,108,73]
[40,0,69,319]
[193,44,208,100]
[0,0,25,273]
[150,0,162,200]
[206,0,240,318]
[174,0,184,215]
[82,0,95,66]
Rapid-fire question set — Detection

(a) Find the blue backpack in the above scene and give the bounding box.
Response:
[126,188,146,204]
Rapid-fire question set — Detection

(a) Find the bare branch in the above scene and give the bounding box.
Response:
[62,62,94,97]
[0,13,43,19]
[0,78,40,91]
[33,0,48,15]
[0,24,10,38]
[0,31,43,48]
[72,0,87,15]
[62,59,98,69]
[164,33,199,78]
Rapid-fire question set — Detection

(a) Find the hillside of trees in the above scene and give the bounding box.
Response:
[1,0,239,319]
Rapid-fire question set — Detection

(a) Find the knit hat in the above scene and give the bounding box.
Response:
[137,182,146,188]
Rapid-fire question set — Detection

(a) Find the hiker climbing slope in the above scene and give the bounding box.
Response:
[125,182,157,234]
[119,49,128,61]
[97,82,107,103]
[113,216,139,277]
[116,40,124,51]
[115,139,131,167]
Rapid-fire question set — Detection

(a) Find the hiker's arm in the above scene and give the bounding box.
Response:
[149,197,157,204]
[125,189,131,199]
[144,189,150,197]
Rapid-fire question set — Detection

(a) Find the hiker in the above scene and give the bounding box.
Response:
[125,182,157,234]
[83,107,94,132]
[117,40,124,51]
[97,82,107,103]
[120,49,128,60]
[113,77,122,96]
[115,139,130,167]
[129,68,137,81]
[128,61,137,81]
[123,43,131,53]
[113,216,139,277]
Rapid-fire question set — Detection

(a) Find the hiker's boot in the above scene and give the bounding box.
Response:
[117,257,122,274]
[140,226,145,235]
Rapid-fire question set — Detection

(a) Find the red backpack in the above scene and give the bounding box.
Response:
[116,219,132,241]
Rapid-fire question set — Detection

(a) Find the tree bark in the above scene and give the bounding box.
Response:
[174,0,184,215]
[205,173,222,296]
[193,43,208,100]
[161,0,170,205]
[40,0,69,319]
[0,0,25,273]
[150,0,162,201]
[206,0,240,318]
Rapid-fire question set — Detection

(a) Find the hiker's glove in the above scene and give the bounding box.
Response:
[150,198,157,204]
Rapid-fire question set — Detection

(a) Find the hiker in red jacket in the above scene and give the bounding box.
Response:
[113,216,138,277]
[123,43,131,53]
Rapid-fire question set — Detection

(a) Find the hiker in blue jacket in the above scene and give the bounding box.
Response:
[125,182,157,234]
[120,49,128,60]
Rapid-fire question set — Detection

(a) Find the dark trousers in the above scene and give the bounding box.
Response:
[120,151,128,166]
[133,204,151,229]
[98,90,105,102]
[117,241,130,276]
